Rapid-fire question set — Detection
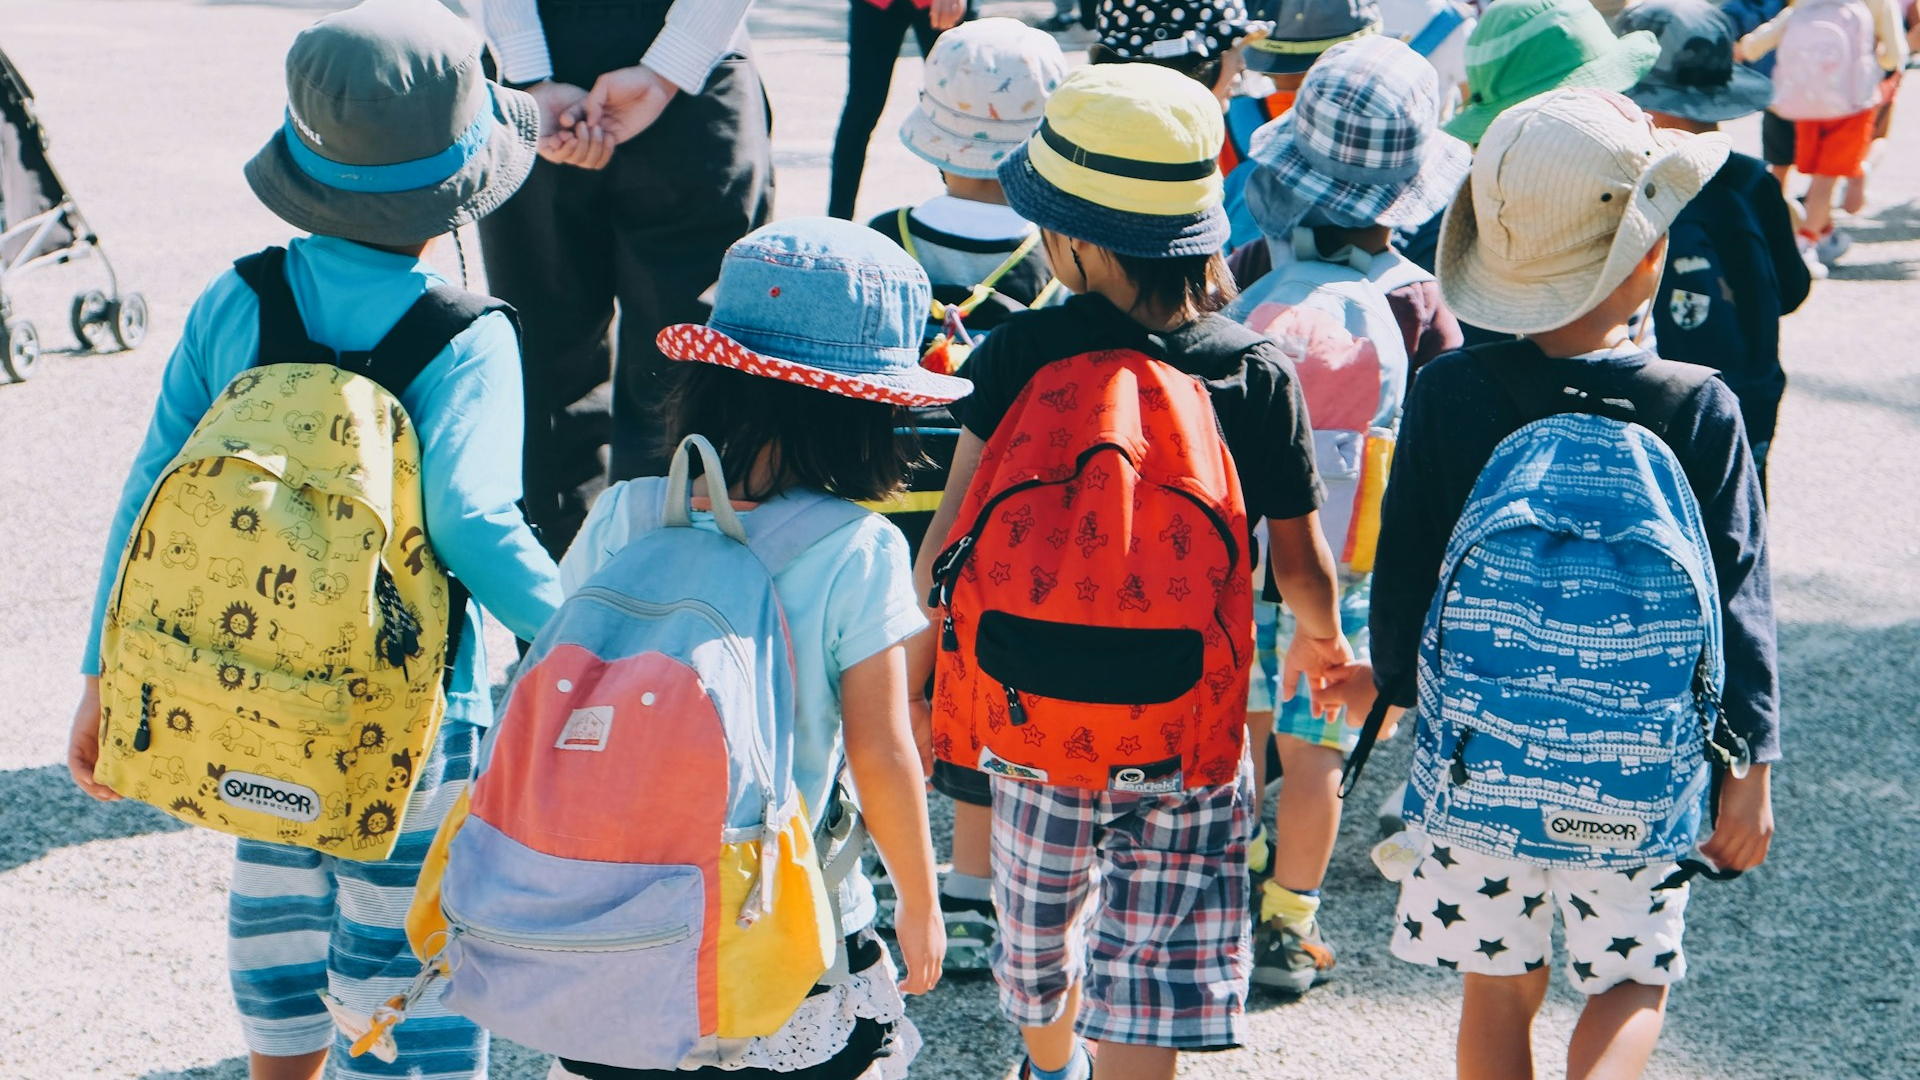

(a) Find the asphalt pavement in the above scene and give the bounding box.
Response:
[0,2,1914,1078]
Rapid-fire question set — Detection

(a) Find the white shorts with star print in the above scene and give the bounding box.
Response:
[1388,833,1692,994]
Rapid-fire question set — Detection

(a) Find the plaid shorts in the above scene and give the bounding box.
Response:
[228,720,484,1078]
[1247,573,1372,751]
[987,761,1255,1050]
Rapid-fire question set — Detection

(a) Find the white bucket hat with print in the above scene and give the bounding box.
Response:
[1437,88,1729,335]
[899,18,1069,181]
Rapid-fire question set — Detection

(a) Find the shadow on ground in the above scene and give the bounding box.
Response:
[0,763,187,873]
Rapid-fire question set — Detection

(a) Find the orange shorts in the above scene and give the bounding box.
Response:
[1795,108,1877,178]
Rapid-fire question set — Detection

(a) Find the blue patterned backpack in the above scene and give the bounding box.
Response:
[1345,345,1750,868]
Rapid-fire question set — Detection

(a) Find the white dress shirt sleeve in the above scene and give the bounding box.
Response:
[477,0,555,85]
[642,0,756,95]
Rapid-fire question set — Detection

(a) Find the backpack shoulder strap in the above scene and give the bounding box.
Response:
[1471,341,1715,437]
[745,490,873,576]
[1408,3,1468,56]
[360,285,516,398]
[233,246,330,366]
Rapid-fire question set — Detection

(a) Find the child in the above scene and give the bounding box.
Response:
[1738,0,1909,268]
[1621,0,1813,490]
[868,15,1064,974]
[828,0,972,220]
[1718,0,1796,188]
[552,217,959,1079]
[1370,88,1778,1080]
[913,64,1351,1080]
[1223,33,1472,996]
[63,1,563,1076]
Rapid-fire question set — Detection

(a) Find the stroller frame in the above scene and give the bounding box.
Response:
[0,43,145,382]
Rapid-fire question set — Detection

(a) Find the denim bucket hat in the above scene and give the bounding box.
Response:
[1445,0,1660,145]
[998,64,1229,258]
[243,0,540,247]
[1245,0,1383,75]
[656,219,971,407]
[900,18,1067,181]
[1616,0,1773,123]
[1246,35,1471,233]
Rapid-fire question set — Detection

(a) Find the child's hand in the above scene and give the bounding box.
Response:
[909,695,935,781]
[1280,632,1357,720]
[893,897,946,995]
[66,677,119,802]
[1699,763,1774,872]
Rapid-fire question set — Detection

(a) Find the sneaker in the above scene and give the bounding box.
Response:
[1815,228,1853,266]
[867,855,897,932]
[1797,235,1830,281]
[940,891,997,974]
[1251,916,1337,997]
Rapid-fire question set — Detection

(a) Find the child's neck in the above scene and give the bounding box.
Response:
[1312,224,1393,257]
[941,174,1009,206]
[1526,303,1646,357]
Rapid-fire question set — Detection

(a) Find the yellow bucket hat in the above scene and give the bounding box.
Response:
[998,64,1229,258]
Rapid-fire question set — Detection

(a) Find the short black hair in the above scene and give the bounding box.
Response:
[1110,249,1238,318]
[1087,42,1224,96]
[656,362,920,504]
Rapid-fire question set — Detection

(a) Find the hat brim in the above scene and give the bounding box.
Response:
[1250,116,1473,230]
[657,324,972,408]
[244,83,540,247]
[899,106,1027,181]
[1445,30,1662,145]
[1627,65,1774,124]
[1437,128,1730,334]
[998,142,1229,259]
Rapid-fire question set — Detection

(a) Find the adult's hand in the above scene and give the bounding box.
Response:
[585,65,681,146]
[524,80,614,170]
[931,0,967,31]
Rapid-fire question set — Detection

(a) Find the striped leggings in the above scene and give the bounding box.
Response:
[228,721,485,1079]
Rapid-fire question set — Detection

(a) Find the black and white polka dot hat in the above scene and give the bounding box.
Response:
[1095,0,1252,62]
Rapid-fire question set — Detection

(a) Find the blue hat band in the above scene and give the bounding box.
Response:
[283,90,496,194]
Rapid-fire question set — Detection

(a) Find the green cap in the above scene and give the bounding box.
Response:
[1445,0,1660,145]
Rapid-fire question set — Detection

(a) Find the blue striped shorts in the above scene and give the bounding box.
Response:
[228,720,485,1078]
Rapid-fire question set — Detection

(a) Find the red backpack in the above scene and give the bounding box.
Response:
[928,348,1252,792]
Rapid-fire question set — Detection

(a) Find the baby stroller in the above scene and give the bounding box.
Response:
[0,44,145,382]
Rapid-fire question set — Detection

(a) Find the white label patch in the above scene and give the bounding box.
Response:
[555,706,614,752]
[219,771,321,822]
[1672,256,1712,275]
[978,746,1048,783]
[1669,288,1711,331]
[1542,808,1645,851]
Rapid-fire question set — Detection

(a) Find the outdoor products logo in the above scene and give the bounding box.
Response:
[219,771,320,823]
[1542,807,1644,851]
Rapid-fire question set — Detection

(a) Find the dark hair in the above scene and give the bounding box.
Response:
[1110,249,1238,317]
[1087,42,1224,93]
[655,362,919,504]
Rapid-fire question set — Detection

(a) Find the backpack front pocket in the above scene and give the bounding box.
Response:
[440,817,705,1070]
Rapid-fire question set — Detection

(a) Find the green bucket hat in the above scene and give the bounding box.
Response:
[244,0,540,247]
[1444,0,1660,145]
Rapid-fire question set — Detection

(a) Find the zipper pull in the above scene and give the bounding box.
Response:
[1448,730,1472,786]
[941,614,958,652]
[135,683,154,752]
[1005,685,1028,727]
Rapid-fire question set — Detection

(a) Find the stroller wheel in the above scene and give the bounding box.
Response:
[70,290,110,351]
[110,293,148,351]
[3,319,40,381]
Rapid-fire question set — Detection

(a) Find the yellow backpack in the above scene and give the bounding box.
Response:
[95,246,497,860]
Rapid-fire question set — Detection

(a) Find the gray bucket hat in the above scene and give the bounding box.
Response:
[1615,0,1773,124]
[244,0,540,247]
[1245,0,1383,75]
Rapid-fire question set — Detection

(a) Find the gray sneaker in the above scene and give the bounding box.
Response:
[1251,916,1337,997]
[1815,228,1853,266]
[940,892,998,974]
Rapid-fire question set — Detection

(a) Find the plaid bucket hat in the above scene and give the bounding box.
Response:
[657,218,971,407]
[1438,88,1729,334]
[1445,0,1660,145]
[1616,0,1773,124]
[998,64,1229,258]
[1245,0,1383,75]
[1245,34,1471,235]
[244,0,539,247]
[900,18,1068,181]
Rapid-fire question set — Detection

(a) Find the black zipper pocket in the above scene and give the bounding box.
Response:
[977,611,1203,705]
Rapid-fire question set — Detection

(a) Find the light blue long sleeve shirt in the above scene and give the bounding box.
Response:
[83,236,562,727]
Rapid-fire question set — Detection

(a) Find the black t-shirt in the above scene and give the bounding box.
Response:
[951,293,1326,523]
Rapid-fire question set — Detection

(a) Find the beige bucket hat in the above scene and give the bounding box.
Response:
[1437,88,1729,335]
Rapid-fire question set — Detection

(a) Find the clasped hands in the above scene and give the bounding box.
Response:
[526,66,679,171]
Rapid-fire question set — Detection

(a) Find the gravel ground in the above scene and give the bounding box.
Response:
[1,3,1914,1078]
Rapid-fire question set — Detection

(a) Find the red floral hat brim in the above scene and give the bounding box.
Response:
[656,324,971,407]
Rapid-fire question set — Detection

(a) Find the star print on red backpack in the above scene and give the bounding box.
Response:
[927,348,1253,793]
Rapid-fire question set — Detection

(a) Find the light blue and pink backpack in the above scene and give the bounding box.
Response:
[1772,0,1882,121]
[383,436,870,1070]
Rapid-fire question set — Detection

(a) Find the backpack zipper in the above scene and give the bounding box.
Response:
[1003,684,1028,727]
[134,683,154,752]
[1448,729,1473,786]
[442,903,691,954]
